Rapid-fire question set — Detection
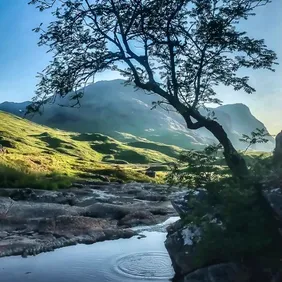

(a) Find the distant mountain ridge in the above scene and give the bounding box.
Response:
[0,101,31,115]
[0,79,274,151]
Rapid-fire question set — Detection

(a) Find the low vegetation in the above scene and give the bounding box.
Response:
[0,164,72,190]
[0,111,272,190]
[184,176,281,269]
[167,143,281,270]
[0,111,181,188]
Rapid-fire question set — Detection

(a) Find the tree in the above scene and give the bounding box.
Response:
[29,0,277,178]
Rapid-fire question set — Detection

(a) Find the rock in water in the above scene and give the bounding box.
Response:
[165,190,209,275]
[165,219,201,275]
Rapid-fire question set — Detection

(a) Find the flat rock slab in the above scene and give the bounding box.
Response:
[0,182,179,258]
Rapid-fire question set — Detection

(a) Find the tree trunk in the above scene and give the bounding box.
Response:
[204,119,249,179]
[181,108,249,178]
[135,82,249,179]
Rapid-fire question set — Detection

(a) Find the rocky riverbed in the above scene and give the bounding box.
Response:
[0,181,180,258]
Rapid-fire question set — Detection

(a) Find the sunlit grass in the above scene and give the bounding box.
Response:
[0,111,180,188]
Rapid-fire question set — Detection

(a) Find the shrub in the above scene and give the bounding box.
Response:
[185,178,282,267]
[168,144,282,268]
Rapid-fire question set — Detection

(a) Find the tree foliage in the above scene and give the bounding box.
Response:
[240,127,271,152]
[28,0,277,177]
[29,0,277,108]
[167,127,272,187]
[166,143,225,187]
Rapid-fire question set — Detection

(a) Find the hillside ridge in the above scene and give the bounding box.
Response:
[0,79,274,151]
[0,110,183,187]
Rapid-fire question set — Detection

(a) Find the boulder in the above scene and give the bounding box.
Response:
[262,188,282,222]
[36,216,111,237]
[0,197,84,219]
[85,203,129,220]
[274,131,282,165]
[165,190,213,275]
[136,191,167,202]
[169,189,207,217]
[145,170,156,178]
[9,188,37,201]
[166,188,282,282]
[183,263,249,282]
[165,219,201,275]
[117,210,157,227]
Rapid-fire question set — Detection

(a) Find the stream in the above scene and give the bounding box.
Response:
[0,217,179,282]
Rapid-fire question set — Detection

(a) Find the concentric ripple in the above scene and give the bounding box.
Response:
[114,252,174,280]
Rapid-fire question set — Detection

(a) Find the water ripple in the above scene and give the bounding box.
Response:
[114,252,174,280]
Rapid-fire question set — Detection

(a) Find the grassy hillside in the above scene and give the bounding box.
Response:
[0,111,182,188]
[127,141,183,159]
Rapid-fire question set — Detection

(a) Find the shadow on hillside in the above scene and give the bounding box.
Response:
[0,164,72,190]
[71,133,110,142]
[29,132,80,157]
[31,132,71,149]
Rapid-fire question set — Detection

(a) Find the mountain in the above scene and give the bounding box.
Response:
[0,101,31,116]
[0,79,274,151]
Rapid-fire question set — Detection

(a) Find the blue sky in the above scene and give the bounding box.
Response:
[0,0,281,133]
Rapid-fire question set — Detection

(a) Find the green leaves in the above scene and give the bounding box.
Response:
[28,0,276,177]
[167,137,282,265]
[175,175,281,266]
[28,0,277,111]
[239,128,271,152]
[167,143,225,188]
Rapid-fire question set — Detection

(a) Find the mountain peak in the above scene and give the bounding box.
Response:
[216,103,250,112]
[0,80,274,151]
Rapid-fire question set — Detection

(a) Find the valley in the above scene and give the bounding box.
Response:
[0,81,275,190]
[0,0,281,281]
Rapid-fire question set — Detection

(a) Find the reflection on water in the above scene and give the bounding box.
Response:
[0,219,179,282]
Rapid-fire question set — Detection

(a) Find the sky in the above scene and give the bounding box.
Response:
[0,0,281,134]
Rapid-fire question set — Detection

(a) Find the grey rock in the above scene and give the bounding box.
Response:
[183,263,249,282]
[118,211,157,227]
[165,220,201,275]
[0,182,177,258]
[136,191,167,202]
[9,188,37,201]
[274,131,282,165]
[169,189,207,217]
[0,197,84,219]
[0,231,8,238]
[262,188,282,221]
[85,203,130,219]
[165,189,223,277]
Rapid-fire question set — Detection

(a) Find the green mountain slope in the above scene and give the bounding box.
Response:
[0,79,273,151]
[0,111,182,187]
